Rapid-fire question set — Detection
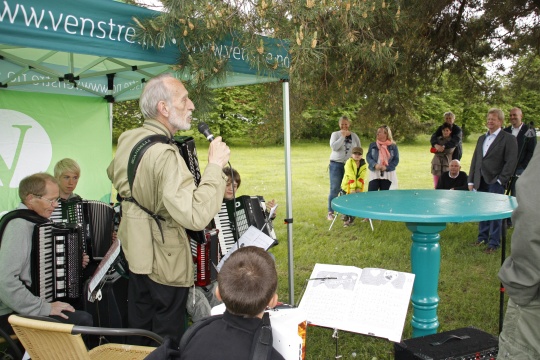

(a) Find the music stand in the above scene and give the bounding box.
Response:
[296,276,344,360]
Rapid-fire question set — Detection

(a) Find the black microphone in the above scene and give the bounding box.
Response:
[198,122,215,142]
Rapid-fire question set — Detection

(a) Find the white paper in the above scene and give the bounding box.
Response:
[216,225,276,271]
[298,263,415,342]
[267,203,278,220]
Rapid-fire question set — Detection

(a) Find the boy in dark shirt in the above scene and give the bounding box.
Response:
[181,246,284,360]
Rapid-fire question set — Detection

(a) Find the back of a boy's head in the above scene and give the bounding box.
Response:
[218,246,277,317]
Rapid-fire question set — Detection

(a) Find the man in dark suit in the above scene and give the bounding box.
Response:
[468,108,518,254]
[503,107,537,196]
[431,111,463,160]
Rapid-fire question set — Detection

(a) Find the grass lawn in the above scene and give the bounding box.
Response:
[196,133,510,359]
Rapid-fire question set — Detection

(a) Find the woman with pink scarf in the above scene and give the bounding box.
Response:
[366,125,400,191]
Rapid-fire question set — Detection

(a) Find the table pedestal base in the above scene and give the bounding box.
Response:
[406,223,445,337]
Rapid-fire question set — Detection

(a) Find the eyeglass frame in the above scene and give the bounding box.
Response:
[32,194,61,206]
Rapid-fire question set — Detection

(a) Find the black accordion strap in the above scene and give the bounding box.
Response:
[249,312,273,360]
[123,196,166,244]
[127,134,172,192]
[0,209,49,248]
[125,134,174,244]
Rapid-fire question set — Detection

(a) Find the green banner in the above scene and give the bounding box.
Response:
[0,91,112,216]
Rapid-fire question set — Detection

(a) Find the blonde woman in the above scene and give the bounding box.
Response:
[366,125,399,191]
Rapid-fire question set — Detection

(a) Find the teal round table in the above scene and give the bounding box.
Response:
[332,189,517,337]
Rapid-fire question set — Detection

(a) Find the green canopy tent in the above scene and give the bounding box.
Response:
[0,0,289,99]
[0,0,296,302]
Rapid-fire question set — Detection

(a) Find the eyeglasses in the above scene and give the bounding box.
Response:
[33,195,61,206]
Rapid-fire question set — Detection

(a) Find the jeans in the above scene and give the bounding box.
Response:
[328,161,345,213]
[477,178,505,248]
[498,297,540,359]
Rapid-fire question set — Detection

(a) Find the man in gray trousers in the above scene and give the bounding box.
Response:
[497,145,540,359]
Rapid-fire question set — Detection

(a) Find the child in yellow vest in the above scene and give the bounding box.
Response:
[341,147,367,227]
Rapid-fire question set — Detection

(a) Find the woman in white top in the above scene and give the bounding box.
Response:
[327,116,361,220]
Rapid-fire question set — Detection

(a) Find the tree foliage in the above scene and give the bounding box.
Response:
[112,100,142,144]
[126,0,540,143]
[503,51,540,125]
[204,84,268,140]
[132,0,400,122]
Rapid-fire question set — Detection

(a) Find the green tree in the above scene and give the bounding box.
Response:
[205,85,268,139]
[112,100,142,144]
[124,0,540,143]
[503,52,540,124]
[132,0,400,129]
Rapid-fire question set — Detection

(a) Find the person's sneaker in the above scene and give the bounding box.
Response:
[484,247,498,254]
[471,240,486,247]
[327,212,334,221]
[343,220,351,227]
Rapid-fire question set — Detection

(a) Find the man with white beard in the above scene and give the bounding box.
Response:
[108,73,230,344]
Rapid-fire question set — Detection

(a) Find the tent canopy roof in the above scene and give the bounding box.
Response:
[0,0,289,101]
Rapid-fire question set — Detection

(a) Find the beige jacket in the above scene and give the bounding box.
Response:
[107,120,226,287]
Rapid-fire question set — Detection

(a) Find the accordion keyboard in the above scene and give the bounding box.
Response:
[33,223,82,302]
[214,202,236,256]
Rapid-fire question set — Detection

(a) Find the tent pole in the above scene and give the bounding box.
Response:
[108,102,114,204]
[282,79,294,305]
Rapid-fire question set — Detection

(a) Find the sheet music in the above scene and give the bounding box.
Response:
[87,239,121,302]
[216,226,275,271]
[298,263,415,342]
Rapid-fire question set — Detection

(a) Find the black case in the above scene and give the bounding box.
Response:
[394,327,499,360]
[84,272,128,329]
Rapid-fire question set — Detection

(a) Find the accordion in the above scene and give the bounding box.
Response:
[174,135,202,187]
[31,223,83,302]
[174,136,223,286]
[62,200,115,260]
[214,195,277,256]
[174,135,208,244]
[190,229,220,287]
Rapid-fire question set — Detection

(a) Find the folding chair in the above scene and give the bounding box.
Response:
[8,314,162,360]
[329,181,373,231]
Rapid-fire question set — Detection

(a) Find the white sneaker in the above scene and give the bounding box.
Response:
[326,213,334,221]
